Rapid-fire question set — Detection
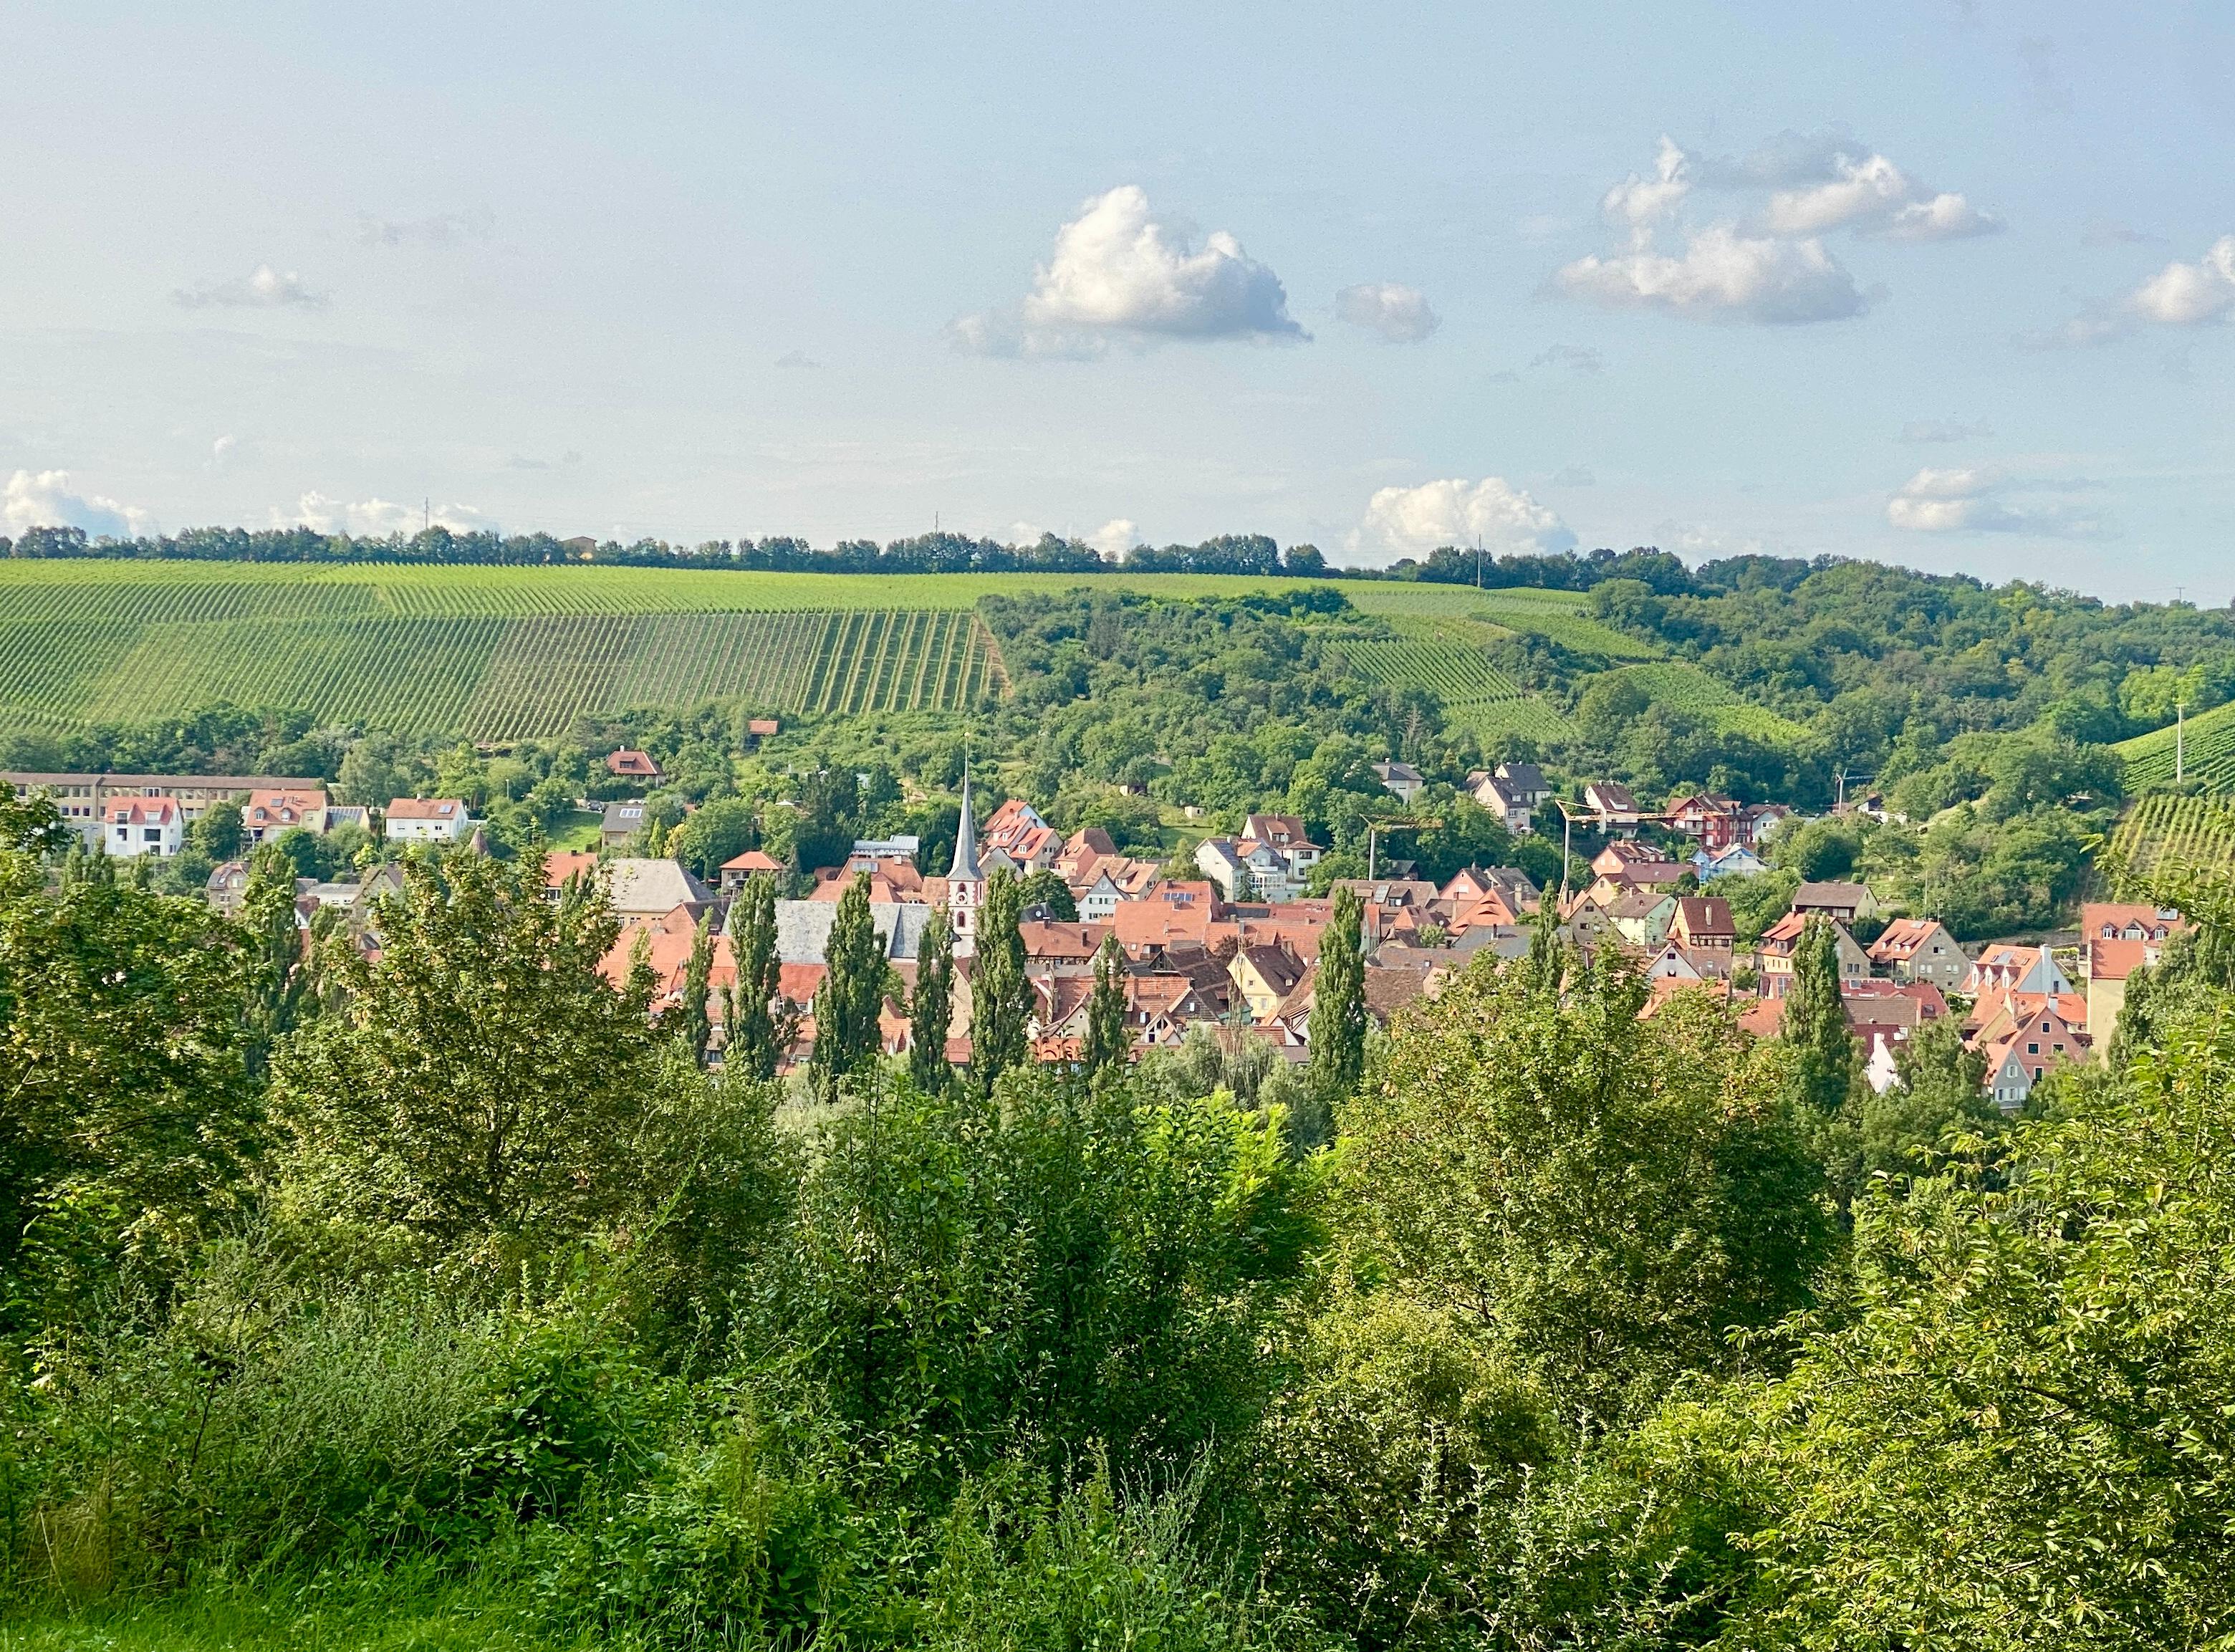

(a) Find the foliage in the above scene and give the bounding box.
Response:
[723,873,784,1081]
[1306,886,1367,1133]
[1343,950,1830,1428]
[1784,917,1859,1117]
[910,903,957,1091]
[269,847,676,1263]
[808,873,888,1102]
[969,869,1031,1095]
[1082,933,1128,1079]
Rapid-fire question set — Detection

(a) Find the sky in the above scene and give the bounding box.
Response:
[1,1,2231,601]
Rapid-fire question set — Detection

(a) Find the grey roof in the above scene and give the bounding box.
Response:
[766,898,936,964]
[948,769,981,880]
[602,857,713,915]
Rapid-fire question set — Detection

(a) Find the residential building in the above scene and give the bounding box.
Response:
[605,749,663,782]
[1792,880,1878,924]
[1966,943,2075,999]
[2080,902,2187,1055]
[1606,887,1678,950]
[206,859,252,914]
[1971,991,2091,1107]
[1756,911,1871,998]
[1373,760,1426,804]
[243,788,329,843]
[8,770,323,844]
[718,849,786,893]
[981,797,1062,873]
[1868,917,1968,990]
[1583,782,1642,830]
[1194,837,1251,902]
[105,796,183,858]
[741,718,780,749]
[1692,843,1767,883]
[1238,813,1323,898]
[851,835,921,860]
[1230,943,1309,1020]
[1592,839,1675,878]
[1111,881,1219,959]
[600,799,647,850]
[1471,772,1534,834]
[1668,895,1737,978]
[1494,762,1551,808]
[385,797,474,842]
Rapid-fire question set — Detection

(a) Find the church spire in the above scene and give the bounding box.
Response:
[948,758,981,882]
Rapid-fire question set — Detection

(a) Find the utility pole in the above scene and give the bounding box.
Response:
[2178,699,2187,783]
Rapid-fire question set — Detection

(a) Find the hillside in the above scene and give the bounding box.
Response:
[2116,700,2235,794]
[0,562,1602,744]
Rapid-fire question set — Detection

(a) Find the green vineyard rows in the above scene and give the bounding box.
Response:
[1618,663,1815,749]
[2106,792,2235,880]
[2116,700,2235,795]
[1340,632,1575,741]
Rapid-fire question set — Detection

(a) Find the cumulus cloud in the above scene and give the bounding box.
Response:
[2132,235,2235,325]
[1334,282,1441,342]
[172,263,327,309]
[1089,519,1139,557]
[2033,234,2235,346]
[950,185,1304,357]
[1763,152,2000,241]
[282,493,493,536]
[3,469,155,538]
[1555,133,1993,326]
[1601,135,1692,232]
[358,206,494,247]
[1554,224,1868,325]
[1885,467,2113,539]
[1352,477,1575,561]
[211,434,238,462]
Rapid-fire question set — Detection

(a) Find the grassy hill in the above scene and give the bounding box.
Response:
[0,564,1651,744]
[2104,790,2235,880]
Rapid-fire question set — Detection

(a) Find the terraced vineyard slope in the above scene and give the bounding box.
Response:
[2117,700,2235,795]
[1617,662,1816,749]
[2105,791,2235,880]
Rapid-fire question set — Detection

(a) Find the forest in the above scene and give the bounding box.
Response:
[6,759,2235,1651]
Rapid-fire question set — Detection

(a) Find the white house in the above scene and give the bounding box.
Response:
[1373,761,1426,804]
[1471,772,1534,835]
[385,797,474,842]
[1194,837,1253,902]
[106,796,183,858]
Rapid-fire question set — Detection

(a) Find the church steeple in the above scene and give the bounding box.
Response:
[948,760,981,882]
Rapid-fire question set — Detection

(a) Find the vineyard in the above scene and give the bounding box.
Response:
[2116,700,2235,795]
[2104,791,2235,881]
[0,564,1004,740]
[0,562,1671,744]
[1340,625,1575,741]
[1617,663,1815,749]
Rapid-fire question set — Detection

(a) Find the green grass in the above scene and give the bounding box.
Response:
[1617,662,1815,748]
[2116,700,2235,794]
[0,564,1640,743]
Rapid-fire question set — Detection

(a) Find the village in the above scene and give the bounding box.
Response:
[9,753,2175,1110]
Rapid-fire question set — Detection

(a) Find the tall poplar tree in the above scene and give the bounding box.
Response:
[1083,932,1129,1077]
[676,907,716,1066]
[909,904,956,1092]
[970,867,1031,1095]
[725,874,783,1080]
[1787,915,1859,1114]
[1307,885,1368,1108]
[810,873,888,1101]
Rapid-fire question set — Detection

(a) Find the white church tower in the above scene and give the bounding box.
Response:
[946,763,984,956]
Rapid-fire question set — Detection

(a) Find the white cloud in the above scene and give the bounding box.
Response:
[1601,135,1692,233]
[211,434,238,462]
[1352,477,1575,561]
[1553,224,1868,324]
[172,263,327,309]
[281,492,492,536]
[1089,519,1138,557]
[950,185,1304,357]
[1885,467,2112,539]
[3,469,155,538]
[1334,282,1440,342]
[2131,234,2235,325]
[1762,153,1999,241]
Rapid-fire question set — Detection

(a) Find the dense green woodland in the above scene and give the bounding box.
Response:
[6,768,2235,1651]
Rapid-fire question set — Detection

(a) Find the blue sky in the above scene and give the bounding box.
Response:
[2,1,2230,600]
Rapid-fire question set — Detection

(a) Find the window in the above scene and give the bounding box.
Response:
[2027,1042,2039,1055]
